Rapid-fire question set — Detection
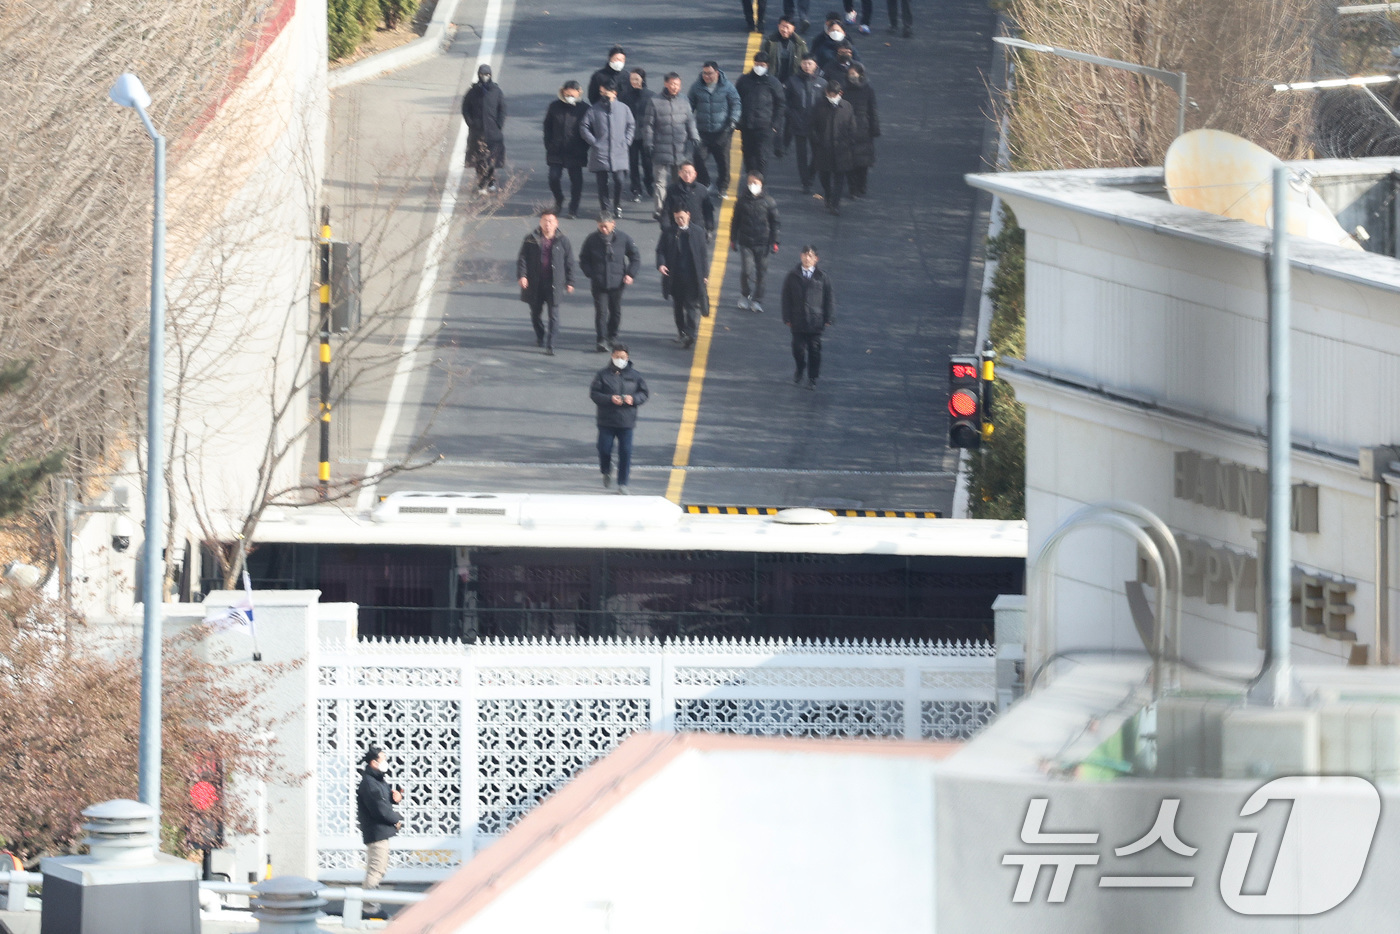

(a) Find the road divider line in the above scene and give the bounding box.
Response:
[665,30,763,504]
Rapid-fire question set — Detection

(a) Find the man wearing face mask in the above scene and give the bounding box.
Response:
[543,80,589,218]
[784,54,827,194]
[656,207,711,348]
[730,172,781,313]
[588,46,628,103]
[580,80,636,219]
[809,83,857,215]
[781,245,835,389]
[357,746,404,917]
[589,344,649,494]
[462,64,506,194]
[644,73,700,220]
[516,208,575,355]
[810,14,860,69]
[735,51,786,179]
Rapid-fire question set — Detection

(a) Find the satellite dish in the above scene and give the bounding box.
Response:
[1163,129,1362,251]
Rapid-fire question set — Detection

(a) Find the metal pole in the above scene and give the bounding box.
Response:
[1175,73,1187,139]
[1378,479,1392,664]
[137,105,167,816]
[318,207,332,500]
[1262,165,1295,706]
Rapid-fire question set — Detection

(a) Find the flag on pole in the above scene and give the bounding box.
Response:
[203,571,261,660]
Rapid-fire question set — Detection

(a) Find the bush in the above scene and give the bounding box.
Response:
[380,0,419,29]
[328,0,381,60]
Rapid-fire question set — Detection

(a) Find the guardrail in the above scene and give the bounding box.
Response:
[0,872,426,929]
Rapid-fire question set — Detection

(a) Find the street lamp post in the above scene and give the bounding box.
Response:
[994,36,1189,138]
[108,72,166,820]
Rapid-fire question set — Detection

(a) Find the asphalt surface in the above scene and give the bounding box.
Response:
[324,0,997,512]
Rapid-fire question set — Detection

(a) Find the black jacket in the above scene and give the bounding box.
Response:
[730,190,780,249]
[589,63,627,103]
[734,70,786,136]
[781,265,835,333]
[809,32,861,69]
[590,362,650,428]
[579,229,642,290]
[357,766,403,845]
[462,80,506,145]
[842,78,881,168]
[618,83,655,132]
[809,98,857,173]
[543,97,589,167]
[656,226,710,307]
[784,72,828,137]
[660,180,716,233]
[516,229,575,305]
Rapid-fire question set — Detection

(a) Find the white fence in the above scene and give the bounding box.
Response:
[314,636,996,881]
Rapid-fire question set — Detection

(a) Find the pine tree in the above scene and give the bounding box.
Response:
[0,361,66,518]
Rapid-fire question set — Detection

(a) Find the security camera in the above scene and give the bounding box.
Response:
[112,515,134,553]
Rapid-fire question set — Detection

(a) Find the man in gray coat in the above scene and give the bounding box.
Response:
[580,80,637,219]
[643,72,700,220]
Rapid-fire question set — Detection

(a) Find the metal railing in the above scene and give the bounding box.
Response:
[0,872,426,929]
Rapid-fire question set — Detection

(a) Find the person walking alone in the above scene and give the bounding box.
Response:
[578,214,642,352]
[580,80,636,218]
[619,68,656,202]
[462,64,506,194]
[730,171,780,313]
[643,73,699,220]
[589,344,649,494]
[688,62,742,197]
[656,206,710,348]
[543,80,589,218]
[809,82,857,215]
[357,746,404,918]
[516,208,575,354]
[781,245,835,389]
[784,55,827,193]
[734,51,786,179]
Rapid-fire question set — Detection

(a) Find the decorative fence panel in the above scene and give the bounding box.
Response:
[314,636,995,881]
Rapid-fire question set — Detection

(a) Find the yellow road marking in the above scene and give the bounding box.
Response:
[666,31,764,504]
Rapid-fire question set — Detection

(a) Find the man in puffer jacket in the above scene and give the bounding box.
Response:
[589,344,650,494]
[734,50,786,178]
[643,72,700,219]
[729,171,780,314]
[543,80,589,217]
[687,61,742,196]
[580,80,636,218]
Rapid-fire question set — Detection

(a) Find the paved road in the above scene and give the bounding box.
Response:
[324,0,997,512]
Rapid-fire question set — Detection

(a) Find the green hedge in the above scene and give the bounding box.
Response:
[329,0,420,61]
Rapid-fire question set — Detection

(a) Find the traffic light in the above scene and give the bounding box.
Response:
[948,354,983,449]
[187,754,225,851]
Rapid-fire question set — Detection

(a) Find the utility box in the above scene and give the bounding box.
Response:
[330,240,361,333]
[41,800,199,934]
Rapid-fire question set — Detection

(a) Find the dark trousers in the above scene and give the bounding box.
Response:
[628,142,654,196]
[596,170,628,213]
[820,169,848,207]
[791,330,823,380]
[741,0,768,28]
[549,163,584,212]
[740,128,774,178]
[792,135,816,187]
[887,0,911,26]
[597,426,634,485]
[782,0,812,22]
[672,293,702,340]
[849,166,870,196]
[528,299,559,349]
[738,245,770,301]
[591,285,624,343]
[842,0,872,23]
[693,130,733,194]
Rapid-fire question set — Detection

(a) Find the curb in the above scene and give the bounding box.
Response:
[328,0,463,89]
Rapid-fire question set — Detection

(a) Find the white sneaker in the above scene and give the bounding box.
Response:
[737,295,752,311]
[750,300,764,314]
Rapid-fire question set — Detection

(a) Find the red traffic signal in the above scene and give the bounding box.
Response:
[948,354,983,449]
[187,755,225,850]
[190,780,219,812]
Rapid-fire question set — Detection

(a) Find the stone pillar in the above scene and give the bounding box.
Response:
[40,800,199,934]
[992,594,1026,711]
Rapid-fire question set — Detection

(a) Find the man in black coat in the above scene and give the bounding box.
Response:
[734,51,786,179]
[656,206,710,348]
[588,46,629,102]
[842,62,880,197]
[784,55,827,193]
[515,209,575,354]
[619,69,656,202]
[578,215,642,352]
[659,161,716,235]
[730,171,780,314]
[589,343,650,494]
[356,746,404,914]
[809,82,857,215]
[462,64,506,194]
[781,244,835,389]
[543,80,589,217]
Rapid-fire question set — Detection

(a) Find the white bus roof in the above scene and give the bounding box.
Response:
[252,493,1027,558]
